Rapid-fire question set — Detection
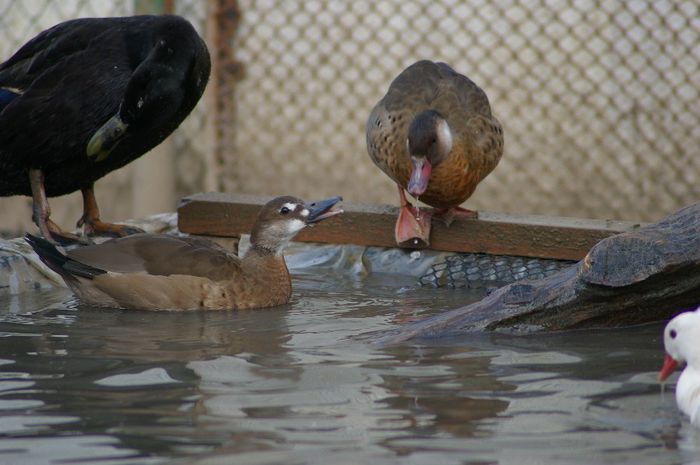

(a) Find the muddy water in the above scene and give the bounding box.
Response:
[0,270,694,465]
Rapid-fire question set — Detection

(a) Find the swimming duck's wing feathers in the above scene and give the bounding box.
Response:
[25,234,105,283]
[27,233,245,310]
[66,234,242,282]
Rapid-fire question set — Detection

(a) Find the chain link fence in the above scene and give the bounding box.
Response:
[229,0,700,222]
[418,253,575,289]
[1,0,699,238]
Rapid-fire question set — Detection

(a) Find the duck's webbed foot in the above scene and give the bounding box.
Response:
[434,206,478,227]
[394,186,431,248]
[77,186,144,237]
[396,205,432,248]
[78,216,145,237]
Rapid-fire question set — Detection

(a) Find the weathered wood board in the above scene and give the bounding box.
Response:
[177,192,639,261]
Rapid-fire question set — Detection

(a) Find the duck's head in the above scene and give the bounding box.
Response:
[87,19,210,161]
[406,110,453,196]
[250,195,343,255]
[659,307,700,382]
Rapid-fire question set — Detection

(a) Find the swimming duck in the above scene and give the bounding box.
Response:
[366,60,503,247]
[25,196,343,311]
[0,15,211,243]
[658,307,700,427]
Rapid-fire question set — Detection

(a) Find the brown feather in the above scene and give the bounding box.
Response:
[67,234,239,281]
[366,60,503,209]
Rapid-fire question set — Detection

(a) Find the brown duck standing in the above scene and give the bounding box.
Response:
[25,196,343,311]
[366,60,503,247]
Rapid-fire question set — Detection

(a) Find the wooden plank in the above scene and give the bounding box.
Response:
[177,192,641,261]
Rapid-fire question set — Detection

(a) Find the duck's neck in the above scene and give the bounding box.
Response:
[241,245,292,304]
[243,245,290,274]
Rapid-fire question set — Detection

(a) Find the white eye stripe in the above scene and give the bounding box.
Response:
[282,202,297,212]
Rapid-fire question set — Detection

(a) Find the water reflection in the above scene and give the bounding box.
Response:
[0,273,694,465]
[0,288,297,463]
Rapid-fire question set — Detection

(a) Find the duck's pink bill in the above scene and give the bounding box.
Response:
[408,158,432,196]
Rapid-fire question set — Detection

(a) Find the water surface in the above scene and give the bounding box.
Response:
[0,270,694,465]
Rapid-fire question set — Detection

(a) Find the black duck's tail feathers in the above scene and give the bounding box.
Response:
[25,234,106,281]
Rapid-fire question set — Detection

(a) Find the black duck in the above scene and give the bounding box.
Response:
[0,15,210,243]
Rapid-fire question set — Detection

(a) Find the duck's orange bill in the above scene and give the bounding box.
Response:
[658,353,679,382]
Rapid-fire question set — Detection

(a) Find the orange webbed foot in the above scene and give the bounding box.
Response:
[395,186,432,247]
[44,219,91,246]
[435,206,478,227]
[77,216,145,237]
[395,205,432,248]
[77,185,145,238]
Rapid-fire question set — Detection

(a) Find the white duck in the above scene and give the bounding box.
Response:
[659,307,700,427]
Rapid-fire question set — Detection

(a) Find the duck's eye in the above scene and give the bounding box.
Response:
[280,207,290,215]
[670,329,677,339]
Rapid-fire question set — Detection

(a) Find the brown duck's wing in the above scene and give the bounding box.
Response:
[366,101,409,185]
[464,114,504,170]
[431,62,494,118]
[382,61,443,109]
[430,63,504,178]
[67,234,241,282]
[380,61,490,115]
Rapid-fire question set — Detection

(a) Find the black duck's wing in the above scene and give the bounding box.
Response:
[0,18,111,89]
[0,19,131,166]
[1,16,210,171]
